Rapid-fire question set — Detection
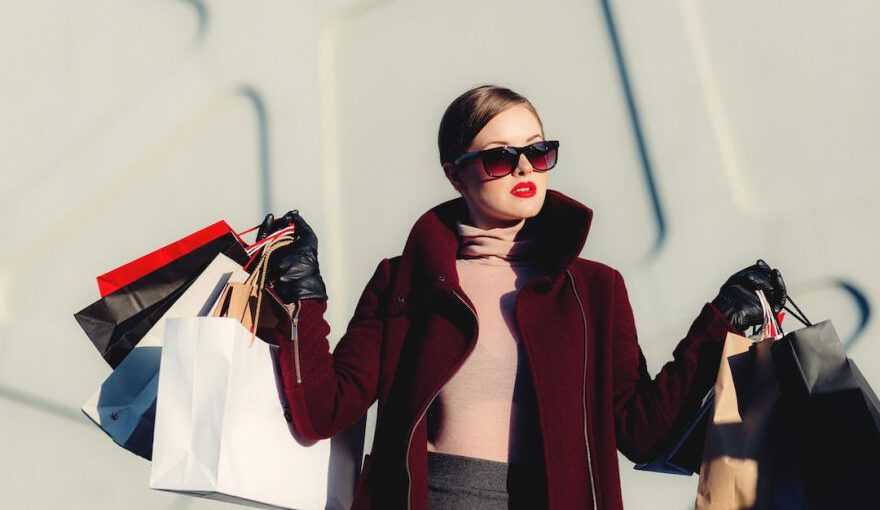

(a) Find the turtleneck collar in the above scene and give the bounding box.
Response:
[393,189,594,296]
[455,219,541,265]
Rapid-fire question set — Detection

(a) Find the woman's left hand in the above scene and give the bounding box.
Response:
[256,210,328,303]
[711,259,787,332]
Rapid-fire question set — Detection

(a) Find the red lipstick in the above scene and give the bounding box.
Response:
[510,181,537,198]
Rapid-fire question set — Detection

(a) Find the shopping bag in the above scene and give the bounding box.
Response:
[695,332,775,508]
[96,220,244,297]
[771,317,880,509]
[211,231,295,340]
[74,230,248,367]
[149,316,354,510]
[80,253,249,459]
[634,388,715,475]
[695,291,802,509]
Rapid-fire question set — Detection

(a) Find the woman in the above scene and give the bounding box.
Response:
[256,85,787,509]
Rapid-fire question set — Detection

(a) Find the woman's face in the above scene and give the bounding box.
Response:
[443,104,548,230]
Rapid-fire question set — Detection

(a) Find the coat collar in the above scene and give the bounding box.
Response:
[394,189,594,300]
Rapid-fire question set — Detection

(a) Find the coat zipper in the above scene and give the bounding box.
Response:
[402,275,596,508]
[290,299,303,384]
[405,289,478,510]
[566,269,598,510]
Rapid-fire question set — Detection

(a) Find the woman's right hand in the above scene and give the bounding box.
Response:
[256,210,328,303]
[710,259,786,333]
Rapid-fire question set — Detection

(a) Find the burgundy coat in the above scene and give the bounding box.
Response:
[275,189,737,509]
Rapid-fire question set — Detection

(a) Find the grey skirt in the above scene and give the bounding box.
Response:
[426,451,548,510]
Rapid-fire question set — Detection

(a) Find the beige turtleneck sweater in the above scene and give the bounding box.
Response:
[425,218,547,465]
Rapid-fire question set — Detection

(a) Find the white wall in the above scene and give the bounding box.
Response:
[2,1,878,508]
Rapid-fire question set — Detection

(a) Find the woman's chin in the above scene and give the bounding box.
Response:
[493,206,542,223]
[507,195,545,217]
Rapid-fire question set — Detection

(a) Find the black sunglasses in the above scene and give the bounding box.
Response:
[453,140,560,178]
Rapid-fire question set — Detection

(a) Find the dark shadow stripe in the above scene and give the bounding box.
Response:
[598,0,667,258]
[833,279,871,351]
[0,384,88,426]
[238,86,273,215]
[177,0,209,45]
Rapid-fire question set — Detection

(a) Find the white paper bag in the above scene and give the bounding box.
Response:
[150,316,349,510]
[81,253,248,458]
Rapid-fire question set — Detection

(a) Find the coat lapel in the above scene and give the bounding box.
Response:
[385,188,595,428]
[390,188,594,300]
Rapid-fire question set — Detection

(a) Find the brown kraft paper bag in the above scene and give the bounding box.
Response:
[696,290,782,509]
[212,233,294,342]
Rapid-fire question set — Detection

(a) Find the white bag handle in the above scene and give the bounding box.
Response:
[755,289,782,340]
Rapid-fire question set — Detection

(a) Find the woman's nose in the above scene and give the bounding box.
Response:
[515,153,534,175]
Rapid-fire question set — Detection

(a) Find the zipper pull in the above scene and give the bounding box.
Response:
[288,300,300,342]
[289,299,303,384]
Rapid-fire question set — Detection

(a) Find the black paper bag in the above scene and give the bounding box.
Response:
[74,232,248,367]
[634,388,714,475]
[771,320,880,509]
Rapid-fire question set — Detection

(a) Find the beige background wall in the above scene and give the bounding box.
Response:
[2,1,878,508]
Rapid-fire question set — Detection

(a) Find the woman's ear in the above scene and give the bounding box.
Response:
[442,163,463,191]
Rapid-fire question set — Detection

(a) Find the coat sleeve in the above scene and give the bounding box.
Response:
[610,269,737,463]
[274,258,392,441]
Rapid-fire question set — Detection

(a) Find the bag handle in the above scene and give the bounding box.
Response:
[753,290,814,337]
[213,230,296,346]
[782,295,812,327]
[243,233,295,346]
[244,225,297,255]
[235,223,299,265]
[755,289,783,340]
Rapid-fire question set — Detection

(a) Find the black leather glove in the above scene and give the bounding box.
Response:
[256,210,328,303]
[711,259,787,332]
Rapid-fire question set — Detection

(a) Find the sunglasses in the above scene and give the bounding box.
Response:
[453,140,560,178]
